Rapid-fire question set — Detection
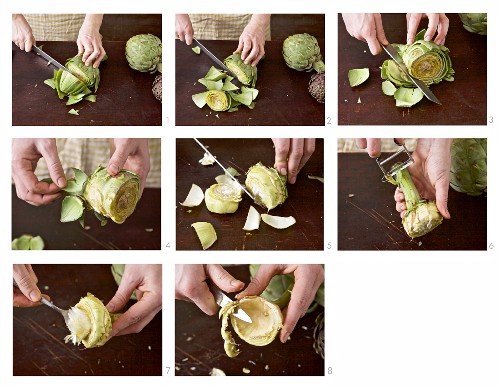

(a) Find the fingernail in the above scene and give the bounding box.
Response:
[57,177,67,188]
[281,330,290,343]
[280,168,287,176]
[108,165,119,175]
[30,290,41,302]
[290,176,296,184]
[230,279,242,288]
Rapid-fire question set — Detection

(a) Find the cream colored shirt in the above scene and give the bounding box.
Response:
[24,14,85,41]
[337,138,417,153]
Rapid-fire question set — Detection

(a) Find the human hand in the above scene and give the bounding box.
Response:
[175,264,245,315]
[406,14,449,45]
[355,138,404,158]
[234,14,270,66]
[106,264,162,337]
[342,13,388,55]
[175,14,194,45]
[108,139,150,196]
[77,14,106,68]
[237,264,324,343]
[13,264,46,307]
[272,138,316,184]
[12,14,36,52]
[12,139,66,206]
[394,138,452,219]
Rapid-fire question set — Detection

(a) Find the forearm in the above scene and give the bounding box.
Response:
[83,14,104,29]
[250,14,271,28]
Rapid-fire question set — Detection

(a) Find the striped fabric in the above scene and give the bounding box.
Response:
[186,14,271,40]
[34,139,161,188]
[337,138,417,153]
[24,14,85,41]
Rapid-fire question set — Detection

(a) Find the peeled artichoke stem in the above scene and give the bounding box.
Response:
[394,166,422,211]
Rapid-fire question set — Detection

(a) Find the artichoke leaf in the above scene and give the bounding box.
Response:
[61,196,85,222]
[180,184,204,207]
[348,68,369,87]
[242,205,261,231]
[261,214,296,229]
[192,222,217,250]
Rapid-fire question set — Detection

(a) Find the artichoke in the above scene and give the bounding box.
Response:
[309,73,325,103]
[205,183,242,214]
[245,163,288,211]
[283,33,325,73]
[220,296,283,358]
[44,55,100,105]
[206,90,231,111]
[387,162,443,238]
[125,34,162,73]
[313,312,324,359]
[223,54,257,88]
[12,234,44,250]
[459,13,487,35]
[450,138,487,196]
[152,74,162,102]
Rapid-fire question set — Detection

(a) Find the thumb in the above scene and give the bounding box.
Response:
[236,265,276,299]
[106,279,136,312]
[41,148,66,188]
[108,142,131,175]
[435,180,451,219]
[206,265,244,293]
[13,266,41,302]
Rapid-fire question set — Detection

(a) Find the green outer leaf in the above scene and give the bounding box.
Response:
[261,214,296,229]
[192,46,201,54]
[61,196,85,222]
[191,222,217,250]
[382,80,397,96]
[180,184,204,207]
[242,205,261,231]
[68,109,79,115]
[348,68,369,87]
[12,235,32,250]
[29,236,45,250]
[84,95,97,102]
[192,92,208,108]
[394,87,424,107]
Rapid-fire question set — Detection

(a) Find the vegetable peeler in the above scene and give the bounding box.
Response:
[376,144,414,181]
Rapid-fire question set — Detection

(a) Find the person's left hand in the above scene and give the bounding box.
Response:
[108,139,150,196]
[394,138,452,219]
[272,138,316,184]
[106,264,162,337]
[236,264,324,343]
[77,14,106,68]
[233,15,270,66]
[406,13,449,45]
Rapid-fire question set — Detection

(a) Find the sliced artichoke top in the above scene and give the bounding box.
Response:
[223,53,257,88]
[283,33,325,73]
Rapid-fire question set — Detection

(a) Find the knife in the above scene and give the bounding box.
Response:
[193,138,260,206]
[32,45,83,81]
[192,38,242,86]
[382,43,441,105]
[208,281,252,323]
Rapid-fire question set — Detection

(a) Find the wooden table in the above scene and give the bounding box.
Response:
[12,186,161,250]
[13,264,162,376]
[338,153,487,250]
[175,265,324,376]
[338,14,487,125]
[176,139,324,250]
[12,41,161,126]
[175,40,325,126]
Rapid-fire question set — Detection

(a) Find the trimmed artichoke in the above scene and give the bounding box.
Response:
[283,33,325,73]
[125,34,162,73]
[459,13,487,35]
[220,296,283,358]
[206,90,231,111]
[64,293,113,348]
[245,163,288,211]
[205,183,242,214]
[450,138,487,196]
[309,73,325,103]
[224,53,257,88]
[152,74,162,102]
[388,162,443,238]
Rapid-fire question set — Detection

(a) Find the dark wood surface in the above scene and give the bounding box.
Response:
[175,40,325,126]
[100,14,162,41]
[176,139,324,250]
[175,265,324,376]
[13,264,162,376]
[338,13,487,125]
[12,41,161,126]
[338,153,487,250]
[12,186,161,250]
[270,14,325,41]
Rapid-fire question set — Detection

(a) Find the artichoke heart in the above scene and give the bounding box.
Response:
[64,293,112,348]
[206,90,230,111]
[223,54,257,88]
[245,163,288,210]
[220,296,283,358]
[205,183,242,214]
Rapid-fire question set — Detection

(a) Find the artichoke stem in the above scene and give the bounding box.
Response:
[394,166,421,211]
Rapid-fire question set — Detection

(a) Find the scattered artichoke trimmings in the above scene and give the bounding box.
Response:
[220,296,283,358]
[191,222,217,250]
[348,68,369,87]
[180,184,204,207]
[12,234,45,250]
[243,205,261,231]
[261,214,296,229]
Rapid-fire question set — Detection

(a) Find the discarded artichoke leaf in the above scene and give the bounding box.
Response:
[84,95,96,102]
[240,86,259,100]
[199,79,224,91]
[222,78,239,91]
[394,87,424,107]
[192,222,217,250]
[348,68,369,87]
[180,184,204,207]
[204,66,227,81]
[210,368,226,376]
[192,46,201,54]
[261,214,296,229]
[205,183,242,214]
[68,108,79,115]
[225,167,240,177]
[381,80,397,96]
[199,151,216,165]
[243,205,261,231]
[229,90,254,106]
[61,196,85,222]
[215,175,233,185]
[192,92,209,108]
[29,235,45,250]
[307,175,324,183]
[12,234,45,250]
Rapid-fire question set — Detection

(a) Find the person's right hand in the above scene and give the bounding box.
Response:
[12,14,36,52]
[272,138,316,184]
[175,14,194,45]
[355,138,404,158]
[175,265,245,315]
[12,139,66,206]
[342,13,389,55]
[13,264,44,307]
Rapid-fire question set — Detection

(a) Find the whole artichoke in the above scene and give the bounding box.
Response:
[309,73,325,103]
[152,74,162,102]
[459,13,487,35]
[450,138,487,196]
[224,53,257,88]
[283,33,325,73]
[125,34,162,73]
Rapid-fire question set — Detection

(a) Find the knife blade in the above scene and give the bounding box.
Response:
[32,46,83,81]
[193,138,260,206]
[382,43,441,105]
[192,38,242,85]
[208,282,252,323]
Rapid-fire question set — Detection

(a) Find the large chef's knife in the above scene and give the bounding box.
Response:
[193,138,260,206]
[32,45,83,81]
[208,281,252,323]
[382,43,441,105]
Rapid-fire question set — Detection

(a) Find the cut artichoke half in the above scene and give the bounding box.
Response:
[245,163,288,211]
[220,296,283,358]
